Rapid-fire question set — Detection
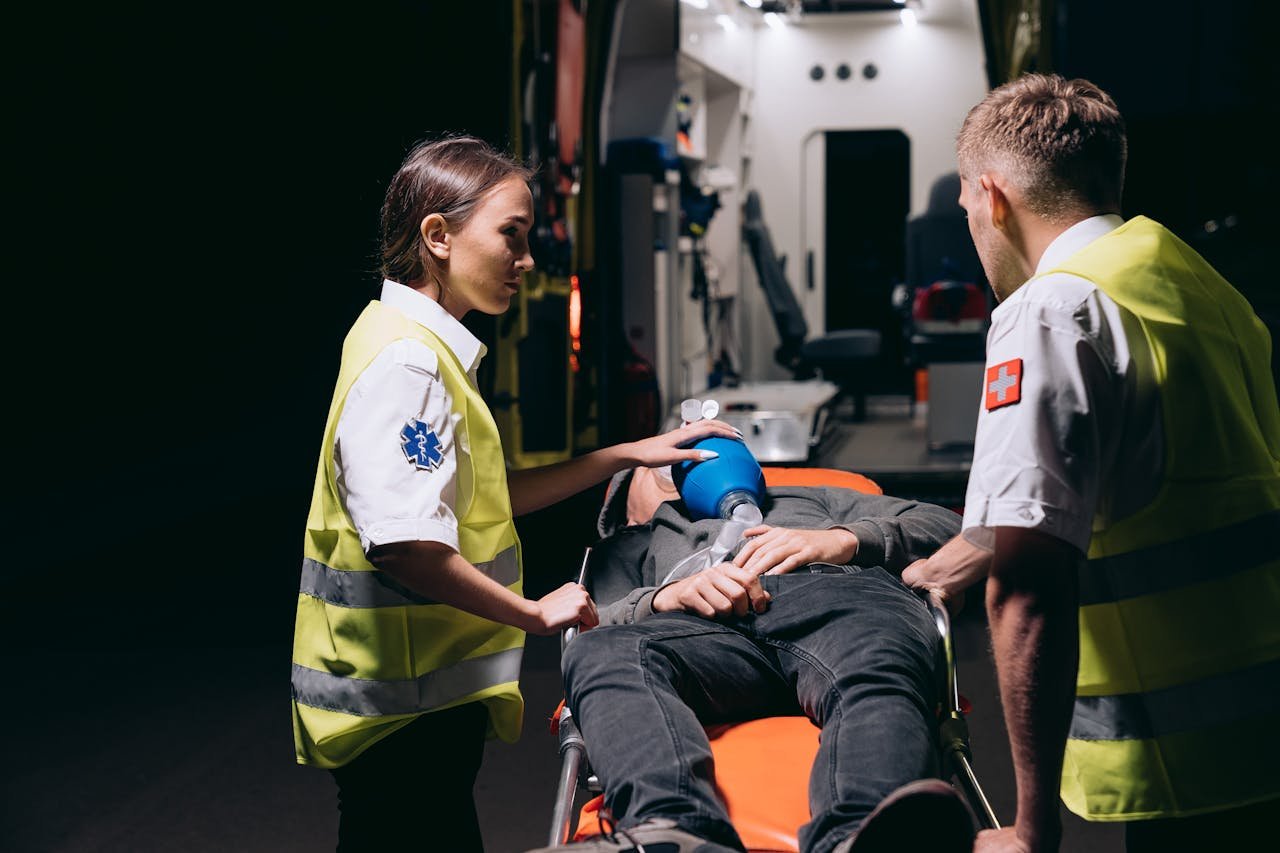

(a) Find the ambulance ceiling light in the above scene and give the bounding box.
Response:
[754,1,922,15]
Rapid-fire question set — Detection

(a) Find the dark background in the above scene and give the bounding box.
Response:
[2,1,1276,849]
[7,0,584,653]
[7,0,1277,651]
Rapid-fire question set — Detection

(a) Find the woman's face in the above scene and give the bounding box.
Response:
[440,175,535,318]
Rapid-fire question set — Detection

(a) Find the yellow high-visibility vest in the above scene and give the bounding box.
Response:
[1044,216,1280,820]
[291,300,525,769]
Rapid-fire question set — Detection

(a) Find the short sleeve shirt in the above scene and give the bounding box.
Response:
[961,216,1164,554]
[333,280,486,554]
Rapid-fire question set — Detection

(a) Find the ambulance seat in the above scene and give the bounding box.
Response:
[899,172,989,364]
[743,191,881,421]
[890,173,991,436]
[904,172,984,294]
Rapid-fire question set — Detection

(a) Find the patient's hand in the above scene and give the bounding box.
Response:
[653,562,771,619]
[733,525,859,576]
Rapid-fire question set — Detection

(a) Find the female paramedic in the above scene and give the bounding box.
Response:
[290,135,739,852]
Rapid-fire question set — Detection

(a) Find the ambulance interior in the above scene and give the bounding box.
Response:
[500,0,1006,512]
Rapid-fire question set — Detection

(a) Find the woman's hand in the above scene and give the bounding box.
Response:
[653,562,771,619]
[527,583,598,635]
[733,525,859,576]
[620,420,743,468]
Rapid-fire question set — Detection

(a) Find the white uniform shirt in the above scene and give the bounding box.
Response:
[334,280,485,554]
[962,215,1164,553]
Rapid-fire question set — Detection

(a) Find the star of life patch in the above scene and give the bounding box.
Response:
[400,418,444,470]
[985,358,1022,410]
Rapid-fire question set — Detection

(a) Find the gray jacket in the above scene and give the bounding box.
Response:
[587,486,960,626]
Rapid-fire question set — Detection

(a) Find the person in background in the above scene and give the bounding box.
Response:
[290,135,740,852]
[902,73,1280,852]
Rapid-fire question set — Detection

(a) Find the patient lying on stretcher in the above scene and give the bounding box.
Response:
[529,465,977,853]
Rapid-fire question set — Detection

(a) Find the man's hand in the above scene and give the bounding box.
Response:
[732,525,859,576]
[653,562,771,619]
[974,827,1035,853]
[527,583,599,636]
[900,531,993,612]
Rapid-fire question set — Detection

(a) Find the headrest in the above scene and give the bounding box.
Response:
[925,172,964,217]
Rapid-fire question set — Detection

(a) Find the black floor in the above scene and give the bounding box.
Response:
[5,615,1122,853]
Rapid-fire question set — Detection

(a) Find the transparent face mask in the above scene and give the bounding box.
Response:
[658,507,761,586]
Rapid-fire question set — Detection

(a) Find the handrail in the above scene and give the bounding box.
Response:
[927,590,962,715]
[549,704,587,846]
[562,547,593,648]
[550,547,595,844]
[922,590,1001,831]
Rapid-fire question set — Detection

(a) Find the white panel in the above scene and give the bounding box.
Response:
[927,361,985,449]
[800,131,825,333]
[679,1,756,87]
[740,2,988,379]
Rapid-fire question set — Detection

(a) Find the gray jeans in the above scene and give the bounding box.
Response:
[562,568,941,853]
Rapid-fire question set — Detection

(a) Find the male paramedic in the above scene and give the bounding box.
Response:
[902,73,1280,853]
[530,464,976,853]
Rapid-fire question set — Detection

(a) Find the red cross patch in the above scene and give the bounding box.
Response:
[985,358,1022,410]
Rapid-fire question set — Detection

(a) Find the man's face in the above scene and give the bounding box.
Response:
[626,467,680,526]
[959,175,1024,303]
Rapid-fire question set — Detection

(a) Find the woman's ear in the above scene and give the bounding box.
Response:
[420,213,450,261]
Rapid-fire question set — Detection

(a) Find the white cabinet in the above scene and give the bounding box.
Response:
[672,52,752,399]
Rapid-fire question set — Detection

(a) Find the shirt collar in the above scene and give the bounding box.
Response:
[1035,214,1125,275]
[379,279,487,372]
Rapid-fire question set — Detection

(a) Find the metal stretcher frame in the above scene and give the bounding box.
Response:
[546,467,1000,850]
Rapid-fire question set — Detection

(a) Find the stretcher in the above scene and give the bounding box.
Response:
[546,466,1000,851]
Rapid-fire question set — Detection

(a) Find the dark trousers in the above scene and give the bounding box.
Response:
[329,701,489,852]
[562,568,941,853]
[1124,796,1277,852]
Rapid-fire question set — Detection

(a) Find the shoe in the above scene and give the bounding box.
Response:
[832,779,975,853]
[525,817,740,853]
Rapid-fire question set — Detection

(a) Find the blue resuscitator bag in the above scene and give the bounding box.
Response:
[672,436,765,522]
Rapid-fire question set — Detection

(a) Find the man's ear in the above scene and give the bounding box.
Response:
[980,173,1012,232]
[420,213,450,261]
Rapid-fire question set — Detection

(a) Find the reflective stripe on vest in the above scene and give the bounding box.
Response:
[1043,217,1280,819]
[291,647,524,717]
[1078,510,1278,606]
[300,546,520,608]
[1070,657,1280,742]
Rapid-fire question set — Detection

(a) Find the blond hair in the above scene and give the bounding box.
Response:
[957,73,1126,221]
